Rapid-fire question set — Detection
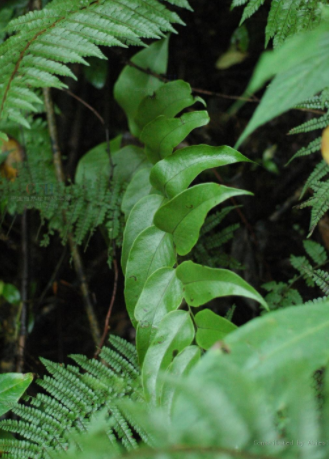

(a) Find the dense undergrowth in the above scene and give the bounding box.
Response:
[1,0,329,458]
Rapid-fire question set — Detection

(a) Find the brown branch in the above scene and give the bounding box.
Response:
[94,253,119,358]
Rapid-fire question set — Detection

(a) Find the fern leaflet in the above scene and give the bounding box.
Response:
[0,336,143,459]
[0,0,190,128]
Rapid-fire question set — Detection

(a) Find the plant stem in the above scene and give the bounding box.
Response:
[43,87,101,345]
[16,209,29,372]
[94,247,118,359]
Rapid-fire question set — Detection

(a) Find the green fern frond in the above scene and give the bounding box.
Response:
[233,0,324,47]
[0,123,125,248]
[287,137,321,164]
[231,0,249,7]
[290,255,315,287]
[300,161,329,198]
[0,336,143,459]
[262,281,303,310]
[0,0,190,128]
[266,0,322,47]
[163,0,193,11]
[303,180,329,234]
[193,207,241,269]
[239,0,266,24]
[304,296,329,306]
[204,223,240,250]
[108,335,139,370]
[295,94,329,110]
[313,269,329,294]
[289,112,329,135]
[303,239,328,265]
[200,206,237,236]
[100,347,139,381]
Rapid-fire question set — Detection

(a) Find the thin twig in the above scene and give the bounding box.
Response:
[62,88,105,125]
[94,252,119,359]
[122,59,257,102]
[16,209,29,372]
[121,57,327,115]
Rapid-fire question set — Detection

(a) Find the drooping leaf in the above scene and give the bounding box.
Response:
[114,38,169,137]
[176,261,268,309]
[124,226,176,326]
[235,22,329,147]
[150,144,252,198]
[121,194,165,275]
[154,183,251,255]
[136,80,205,132]
[135,267,184,365]
[142,310,195,404]
[195,309,237,350]
[141,111,210,164]
[0,373,33,417]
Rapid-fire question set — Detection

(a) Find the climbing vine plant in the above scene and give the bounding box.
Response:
[114,40,268,406]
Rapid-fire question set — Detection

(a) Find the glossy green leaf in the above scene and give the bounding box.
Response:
[0,373,33,416]
[121,194,165,275]
[154,183,251,255]
[114,38,169,137]
[75,136,122,184]
[176,261,268,310]
[135,267,184,365]
[136,80,205,131]
[150,144,252,198]
[141,111,210,164]
[159,345,200,415]
[220,301,329,406]
[121,166,155,217]
[236,23,329,147]
[195,309,237,350]
[142,310,195,404]
[124,226,176,326]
